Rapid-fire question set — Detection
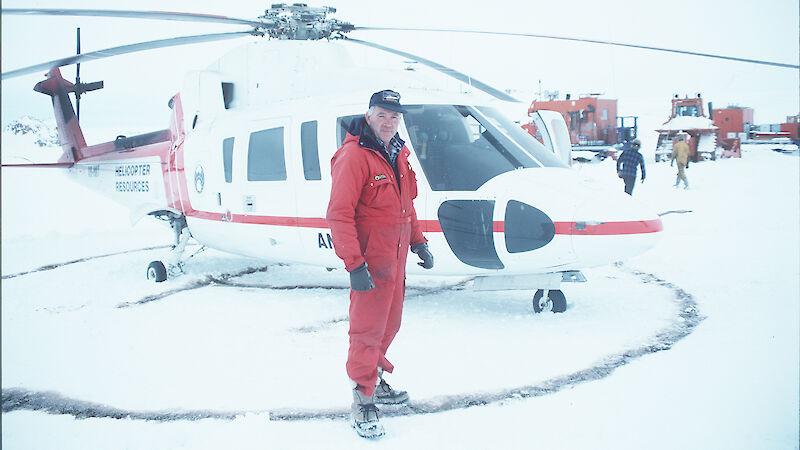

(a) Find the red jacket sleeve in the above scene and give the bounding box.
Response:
[407,163,426,247]
[326,145,368,272]
[409,206,426,248]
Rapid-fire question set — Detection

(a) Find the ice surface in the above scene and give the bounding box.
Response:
[2,134,798,449]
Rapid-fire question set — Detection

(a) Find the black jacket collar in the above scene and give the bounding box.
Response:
[349,117,405,155]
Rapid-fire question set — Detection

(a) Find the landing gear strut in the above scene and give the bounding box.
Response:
[472,271,583,315]
[532,289,567,313]
[146,212,192,283]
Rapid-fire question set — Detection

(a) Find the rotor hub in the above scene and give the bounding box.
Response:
[258,3,354,40]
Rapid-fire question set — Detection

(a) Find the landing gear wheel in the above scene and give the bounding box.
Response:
[147,261,167,282]
[533,289,567,313]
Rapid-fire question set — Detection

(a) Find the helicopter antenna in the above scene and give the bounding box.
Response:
[76,28,81,120]
[72,27,104,120]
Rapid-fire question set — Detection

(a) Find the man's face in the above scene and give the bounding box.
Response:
[365,106,401,144]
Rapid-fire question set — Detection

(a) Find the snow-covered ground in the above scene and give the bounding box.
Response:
[2,137,798,449]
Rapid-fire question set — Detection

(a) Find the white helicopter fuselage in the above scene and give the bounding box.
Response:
[63,39,662,279]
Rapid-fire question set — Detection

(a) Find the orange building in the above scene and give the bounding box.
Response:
[529,95,618,145]
[713,106,754,140]
[780,115,799,141]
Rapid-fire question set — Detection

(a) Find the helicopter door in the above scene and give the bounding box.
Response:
[235,117,299,260]
[530,110,572,166]
[293,118,343,266]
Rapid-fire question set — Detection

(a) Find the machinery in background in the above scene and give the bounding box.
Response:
[526,94,637,162]
[614,115,639,154]
[710,105,752,158]
[654,94,729,162]
[656,95,798,161]
[745,113,799,153]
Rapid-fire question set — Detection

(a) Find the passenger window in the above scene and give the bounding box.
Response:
[336,114,362,148]
[301,121,321,180]
[247,127,286,181]
[222,137,234,183]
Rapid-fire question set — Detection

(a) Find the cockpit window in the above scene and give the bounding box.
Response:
[675,105,699,117]
[404,105,565,191]
[337,114,361,148]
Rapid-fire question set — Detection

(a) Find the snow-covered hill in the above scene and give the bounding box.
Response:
[1,116,62,164]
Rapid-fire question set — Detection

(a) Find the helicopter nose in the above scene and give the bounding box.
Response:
[569,195,663,267]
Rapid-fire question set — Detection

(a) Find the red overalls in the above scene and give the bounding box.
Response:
[326,121,426,396]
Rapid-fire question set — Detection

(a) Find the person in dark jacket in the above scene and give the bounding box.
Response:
[326,89,434,439]
[616,138,646,195]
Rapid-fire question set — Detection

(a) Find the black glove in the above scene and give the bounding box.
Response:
[641,177,645,183]
[685,162,689,169]
[411,243,434,269]
[349,263,375,291]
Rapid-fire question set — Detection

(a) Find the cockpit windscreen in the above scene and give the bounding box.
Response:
[404,105,565,191]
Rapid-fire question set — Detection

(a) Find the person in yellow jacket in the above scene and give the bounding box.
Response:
[671,135,690,189]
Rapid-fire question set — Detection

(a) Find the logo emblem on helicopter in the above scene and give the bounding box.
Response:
[194,165,205,193]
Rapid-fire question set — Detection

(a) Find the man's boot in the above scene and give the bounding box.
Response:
[351,386,384,439]
[374,372,409,405]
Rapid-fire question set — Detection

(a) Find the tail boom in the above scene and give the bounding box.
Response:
[33,68,87,164]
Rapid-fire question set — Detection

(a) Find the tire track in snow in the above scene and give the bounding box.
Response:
[2,264,703,422]
[1,245,173,280]
[115,265,275,308]
[1,389,243,421]
[118,268,471,311]
[3,245,471,310]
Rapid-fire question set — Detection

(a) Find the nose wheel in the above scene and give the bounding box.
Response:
[533,289,567,313]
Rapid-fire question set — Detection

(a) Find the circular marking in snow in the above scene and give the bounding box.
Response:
[1,262,703,422]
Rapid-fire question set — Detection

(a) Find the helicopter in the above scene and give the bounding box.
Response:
[6,4,791,313]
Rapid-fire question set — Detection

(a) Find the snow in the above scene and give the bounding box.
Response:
[2,129,799,449]
[658,115,718,131]
[1,117,61,164]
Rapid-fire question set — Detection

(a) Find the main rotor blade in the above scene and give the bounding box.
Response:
[355,27,800,70]
[2,8,263,27]
[2,31,254,80]
[344,38,520,103]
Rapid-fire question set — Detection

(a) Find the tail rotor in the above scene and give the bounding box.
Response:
[73,27,104,121]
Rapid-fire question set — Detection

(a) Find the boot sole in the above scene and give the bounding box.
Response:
[351,419,385,439]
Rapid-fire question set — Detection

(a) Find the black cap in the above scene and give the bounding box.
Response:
[369,89,406,113]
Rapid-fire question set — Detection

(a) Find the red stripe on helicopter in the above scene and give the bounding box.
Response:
[185,211,331,227]
[183,212,662,236]
[418,219,662,235]
[554,219,663,235]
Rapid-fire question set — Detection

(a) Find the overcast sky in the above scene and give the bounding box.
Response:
[2,0,798,133]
